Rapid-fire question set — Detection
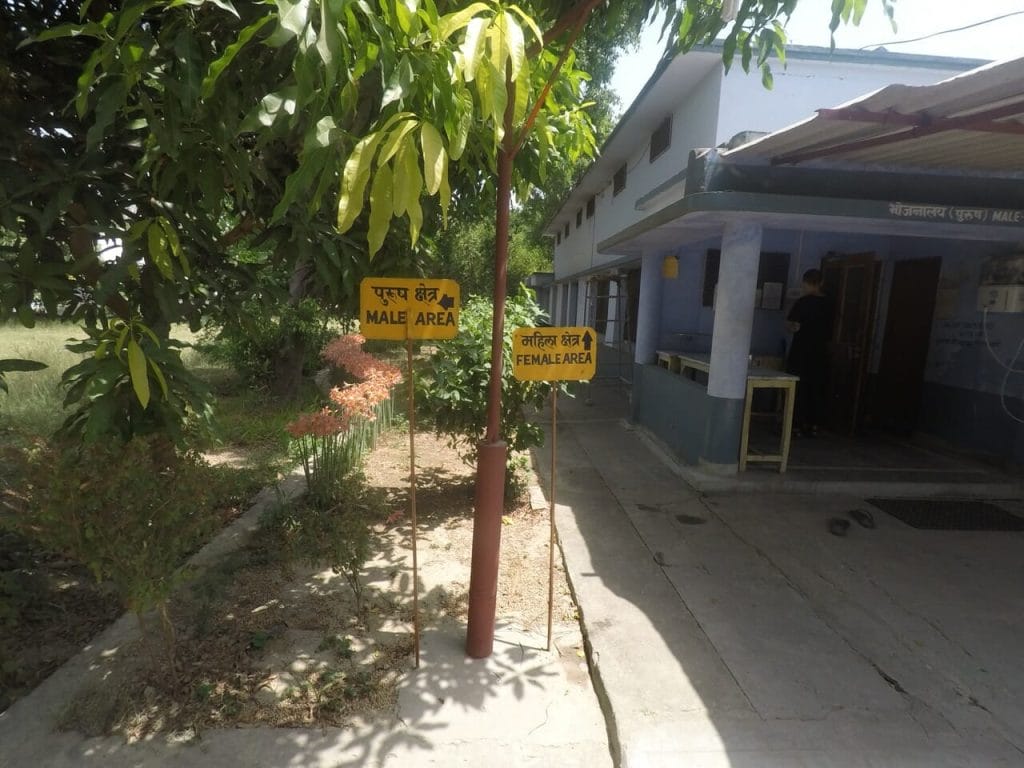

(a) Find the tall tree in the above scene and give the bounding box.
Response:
[5,0,892,649]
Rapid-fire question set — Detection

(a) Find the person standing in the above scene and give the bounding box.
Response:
[786,269,833,436]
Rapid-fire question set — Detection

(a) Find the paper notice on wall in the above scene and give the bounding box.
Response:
[761,282,783,310]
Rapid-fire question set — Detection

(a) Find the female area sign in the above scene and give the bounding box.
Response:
[511,326,597,381]
[511,326,596,651]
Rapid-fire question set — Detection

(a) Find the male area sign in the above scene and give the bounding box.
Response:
[512,326,597,381]
[359,277,459,340]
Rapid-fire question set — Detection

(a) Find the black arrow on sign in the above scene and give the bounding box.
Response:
[582,331,593,351]
[438,294,455,310]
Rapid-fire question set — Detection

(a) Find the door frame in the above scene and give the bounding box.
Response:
[821,252,882,435]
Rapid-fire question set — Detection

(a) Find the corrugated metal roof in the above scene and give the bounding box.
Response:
[723,57,1024,174]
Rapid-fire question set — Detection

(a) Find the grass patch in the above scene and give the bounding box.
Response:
[0,321,84,436]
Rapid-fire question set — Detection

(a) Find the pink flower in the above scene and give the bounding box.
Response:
[285,407,350,438]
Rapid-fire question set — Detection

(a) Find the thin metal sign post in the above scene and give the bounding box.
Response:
[510,326,596,654]
[359,277,460,670]
[546,385,557,651]
[406,338,421,667]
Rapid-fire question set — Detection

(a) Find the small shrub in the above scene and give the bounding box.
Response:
[268,470,377,615]
[58,320,214,447]
[14,436,219,657]
[415,286,555,481]
[198,298,335,389]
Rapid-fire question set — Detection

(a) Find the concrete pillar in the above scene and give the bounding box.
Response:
[635,252,662,365]
[704,221,762,471]
[708,222,761,398]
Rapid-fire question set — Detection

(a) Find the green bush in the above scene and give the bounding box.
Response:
[58,320,214,447]
[415,286,553,475]
[267,470,377,614]
[198,298,336,389]
[14,436,219,653]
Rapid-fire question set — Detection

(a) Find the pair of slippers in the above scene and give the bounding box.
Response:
[828,509,876,536]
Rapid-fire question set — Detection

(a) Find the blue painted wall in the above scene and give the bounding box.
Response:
[645,227,1024,465]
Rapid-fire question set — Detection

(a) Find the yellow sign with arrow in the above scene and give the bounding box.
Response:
[512,326,597,381]
[359,278,460,340]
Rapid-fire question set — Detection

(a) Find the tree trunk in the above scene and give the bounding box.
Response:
[268,257,315,401]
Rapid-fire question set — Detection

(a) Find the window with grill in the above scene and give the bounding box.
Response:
[576,209,583,228]
[613,164,627,196]
[564,222,570,239]
[586,197,595,218]
[556,231,561,245]
[649,116,672,162]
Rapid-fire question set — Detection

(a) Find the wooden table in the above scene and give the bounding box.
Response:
[655,351,798,473]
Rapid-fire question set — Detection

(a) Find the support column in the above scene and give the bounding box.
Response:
[705,221,762,470]
[635,251,663,366]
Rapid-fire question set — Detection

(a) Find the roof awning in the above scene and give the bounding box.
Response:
[599,191,1024,256]
[722,57,1024,173]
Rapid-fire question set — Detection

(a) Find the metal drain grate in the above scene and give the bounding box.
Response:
[867,499,1024,531]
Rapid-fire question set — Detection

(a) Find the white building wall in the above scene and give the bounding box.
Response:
[552,52,975,287]
[590,68,723,254]
[714,58,969,144]
[553,198,598,280]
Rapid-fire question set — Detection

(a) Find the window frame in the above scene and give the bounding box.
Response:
[613,164,627,196]
[649,115,672,163]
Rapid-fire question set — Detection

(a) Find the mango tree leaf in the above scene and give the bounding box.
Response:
[200,16,271,98]
[269,0,311,46]
[460,16,488,82]
[337,131,386,233]
[506,4,543,46]
[503,11,525,82]
[0,359,47,373]
[159,218,188,276]
[513,54,530,123]
[148,357,169,400]
[488,17,507,85]
[420,122,446,195]
[315,1,343,86]
[147,221,174,279]
[448,92,472,160]
[438,2,490,40]
[16,305,35,328]
[127,338,151,408]
[382,56,415,109]
[367,163,393,256]
[378,117,419,166]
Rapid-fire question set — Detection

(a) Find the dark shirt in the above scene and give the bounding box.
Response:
[787,294,832,374]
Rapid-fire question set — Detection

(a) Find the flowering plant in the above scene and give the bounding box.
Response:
[285,334,401,508]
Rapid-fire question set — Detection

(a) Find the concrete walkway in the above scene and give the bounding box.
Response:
[533,382,1024,767]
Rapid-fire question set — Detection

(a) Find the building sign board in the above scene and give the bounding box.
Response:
[359,278,460,340]
[512,327,597,381]
[885,202,1024,226]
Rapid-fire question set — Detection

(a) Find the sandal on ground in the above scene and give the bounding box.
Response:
[849,509,876,529]
[828,518,851,537]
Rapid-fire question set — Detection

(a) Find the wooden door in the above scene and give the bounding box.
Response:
[872,258,941,435]
[822,253,881,434]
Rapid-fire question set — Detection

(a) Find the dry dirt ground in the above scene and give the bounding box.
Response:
[41,426,577,741]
